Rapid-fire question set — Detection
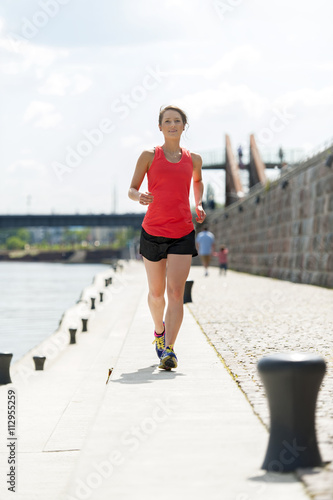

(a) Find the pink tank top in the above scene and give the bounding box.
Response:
[142,146,194,238]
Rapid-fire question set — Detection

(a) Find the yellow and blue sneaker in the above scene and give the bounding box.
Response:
[159,345,178,370]
[152,322,165,359]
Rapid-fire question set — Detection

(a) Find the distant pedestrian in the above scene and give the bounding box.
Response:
[218,245,228,275]
[196,227,215,276]
[237,145,244,168]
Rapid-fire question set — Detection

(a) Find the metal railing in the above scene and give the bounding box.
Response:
[200,149,225,167]
[293,136,333,165]
[201,146,308,168]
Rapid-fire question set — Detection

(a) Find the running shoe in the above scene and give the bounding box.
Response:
[152,322,165,359]
[159,345,178,370]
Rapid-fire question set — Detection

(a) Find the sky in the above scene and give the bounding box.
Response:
[0,0,332,215]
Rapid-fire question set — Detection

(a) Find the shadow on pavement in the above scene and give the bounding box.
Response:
[249,471,303,483]
[111,365,185,384]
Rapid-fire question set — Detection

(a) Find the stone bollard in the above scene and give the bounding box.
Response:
[90,297,96,310]
[99,292,104,303]
[183,280,193,304]
[0,353,13,385]
[33,356,46,371]
[69,328,77,344]
[81,318,88,332]
[257,352,326,472]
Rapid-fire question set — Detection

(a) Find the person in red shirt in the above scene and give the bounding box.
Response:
[128,105,206,370]
[218,245,229,275]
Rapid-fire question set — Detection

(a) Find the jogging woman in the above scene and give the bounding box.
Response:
[128,105,206,370]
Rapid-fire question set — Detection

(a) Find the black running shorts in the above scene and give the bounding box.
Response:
[139,228,198,262]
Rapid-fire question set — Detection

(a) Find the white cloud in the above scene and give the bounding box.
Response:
[23,101,63,128]
[38,72,92,96]
[0,35,68,70]
[318,62,333,72]
[38,73,71,96]
[164,45,261,79]
[275,86,333,108]
[70,74,92,95]
[34,113,63,129]
[120,135,142,148]
[0,16,69,76]
[207,46,261,77]
[179,83,269,120]
[23,101,53,122]
[7,159,46,175]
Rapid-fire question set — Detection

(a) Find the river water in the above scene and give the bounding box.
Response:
[0,262,108,362]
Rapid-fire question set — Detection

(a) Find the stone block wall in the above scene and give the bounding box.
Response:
[206,148,333,288]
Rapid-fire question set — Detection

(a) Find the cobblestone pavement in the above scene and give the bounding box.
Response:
[187,266,333,500]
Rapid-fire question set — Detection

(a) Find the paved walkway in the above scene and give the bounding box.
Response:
[0,261,330,499]
[187,265,333,499]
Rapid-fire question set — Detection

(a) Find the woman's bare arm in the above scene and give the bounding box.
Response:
[191,152,206,223]
[128,150,154,205]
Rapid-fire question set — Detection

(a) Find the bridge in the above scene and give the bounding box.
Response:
[201,134,306,206]
[0,213,145,230]
[201,147,304,170]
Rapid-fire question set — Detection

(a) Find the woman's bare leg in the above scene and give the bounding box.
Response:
[165,254,192,347]
[143,257,167,334]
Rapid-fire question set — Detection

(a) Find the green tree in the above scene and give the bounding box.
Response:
[16,228,31,243]
[62,228,91,247]
[0,228,31,247]
[6,236,26,250]
[76,228,90,242]
[111,227,136,250]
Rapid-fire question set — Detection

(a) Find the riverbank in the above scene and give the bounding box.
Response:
[0,248,122,264]
[0,261,110,362]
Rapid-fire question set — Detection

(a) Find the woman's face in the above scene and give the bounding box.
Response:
[159,110,184,140]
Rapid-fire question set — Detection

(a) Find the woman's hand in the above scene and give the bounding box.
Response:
[195,204,206,223]
[139,191,154,206]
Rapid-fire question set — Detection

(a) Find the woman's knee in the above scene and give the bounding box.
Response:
[148,288,165,302]
[167,284,184,302]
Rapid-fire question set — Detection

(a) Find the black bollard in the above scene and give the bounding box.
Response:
[105,277,112,287]
[99,292,104,303]
[90,297,96,310]
[81,318,88,332]
[33,356,46,371]
[257,352,326,472]
[0,353,13,385]
[69,328,77,344]
[183,280,194,304]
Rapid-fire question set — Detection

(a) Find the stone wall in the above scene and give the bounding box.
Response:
[205,147,333,288]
